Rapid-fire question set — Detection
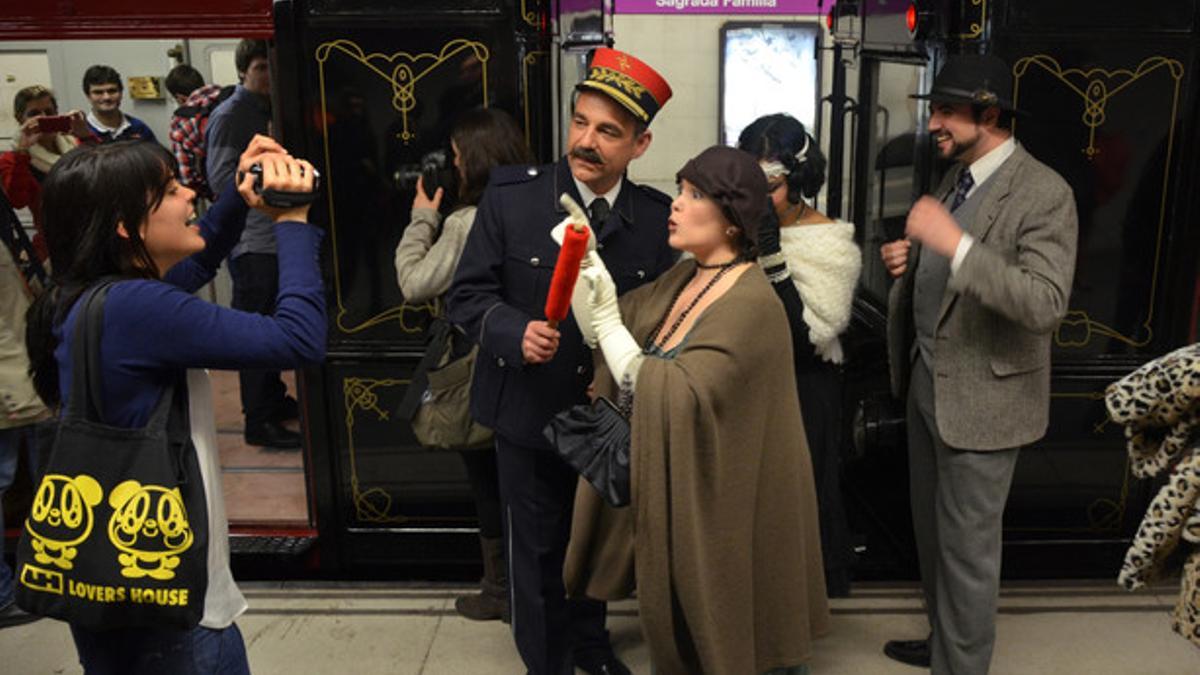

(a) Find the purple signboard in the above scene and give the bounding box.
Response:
[616,0,825,14]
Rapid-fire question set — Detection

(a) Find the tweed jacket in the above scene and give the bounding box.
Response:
[887,143,1078,450]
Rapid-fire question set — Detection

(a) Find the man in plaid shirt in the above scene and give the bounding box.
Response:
[167,64,232,200]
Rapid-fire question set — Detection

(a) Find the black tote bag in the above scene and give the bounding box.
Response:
[15,282,209,629]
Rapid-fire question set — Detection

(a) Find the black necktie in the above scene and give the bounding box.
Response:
[589,197,611,228]
[949,169,975,212]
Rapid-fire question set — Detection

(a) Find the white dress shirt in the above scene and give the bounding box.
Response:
[950,136,1017,273]
[572,176,624,216]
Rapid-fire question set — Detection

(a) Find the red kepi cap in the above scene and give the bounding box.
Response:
[576,48,672,125]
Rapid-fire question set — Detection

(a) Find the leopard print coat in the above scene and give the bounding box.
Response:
[1105,342,1200,647]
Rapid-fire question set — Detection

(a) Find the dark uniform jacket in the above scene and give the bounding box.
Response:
[448,157,675,445]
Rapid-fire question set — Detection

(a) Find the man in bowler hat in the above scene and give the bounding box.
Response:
[448,48,675,675]
[880,54,1078,673]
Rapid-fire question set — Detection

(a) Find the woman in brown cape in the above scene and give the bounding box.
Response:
[564,145,830,674]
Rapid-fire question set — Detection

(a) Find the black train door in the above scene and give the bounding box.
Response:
[989,0,1200,573]
[273,0,552,572]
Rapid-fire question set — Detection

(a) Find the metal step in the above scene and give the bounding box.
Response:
[229,534,317,556]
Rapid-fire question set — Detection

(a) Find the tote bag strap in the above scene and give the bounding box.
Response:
[397,318,454,422]
[64,279,120,423]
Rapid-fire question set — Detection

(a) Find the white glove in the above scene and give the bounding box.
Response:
[556,193,600,346]
[550,194,598,253]
[577,251,644,390]
[571,270,599,348]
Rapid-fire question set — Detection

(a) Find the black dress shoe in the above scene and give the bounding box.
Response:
[575,654,632,675]
[0,602,42,629]
[244,421,302,449]
[884,637,931,668]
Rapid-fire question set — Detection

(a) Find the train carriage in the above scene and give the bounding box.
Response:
[2,0,1199,584]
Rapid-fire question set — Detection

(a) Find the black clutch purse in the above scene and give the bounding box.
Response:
[544,396,631,507]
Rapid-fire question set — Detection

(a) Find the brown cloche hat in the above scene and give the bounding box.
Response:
[676,146,768,238]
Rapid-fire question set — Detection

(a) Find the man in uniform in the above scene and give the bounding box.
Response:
[880,55,1078,674]
[448,48,675,675]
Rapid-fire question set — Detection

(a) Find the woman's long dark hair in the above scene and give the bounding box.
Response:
[737,113,827,204]
[26,141,177,407]
[452,108,533,206]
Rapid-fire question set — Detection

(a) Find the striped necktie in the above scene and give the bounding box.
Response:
[949,168,975,211]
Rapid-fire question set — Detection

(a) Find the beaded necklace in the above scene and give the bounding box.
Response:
[645,259,742,350]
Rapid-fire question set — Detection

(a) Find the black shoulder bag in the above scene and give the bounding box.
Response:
[15,281,209,629]
[544,391,632,508]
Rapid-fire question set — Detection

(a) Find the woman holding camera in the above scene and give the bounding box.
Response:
[26,135,324,673]
[393,107,531,622]
[0,85,95,261]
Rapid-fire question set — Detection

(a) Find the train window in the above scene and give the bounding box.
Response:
[858,59,935,304]
[718,22,821,146]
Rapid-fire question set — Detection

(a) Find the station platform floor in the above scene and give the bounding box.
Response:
[3,579,1198,674]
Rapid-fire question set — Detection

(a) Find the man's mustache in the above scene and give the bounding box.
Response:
[570,147,604,165]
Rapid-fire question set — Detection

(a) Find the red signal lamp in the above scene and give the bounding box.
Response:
[906,2,934,40]
[827,5,835,31]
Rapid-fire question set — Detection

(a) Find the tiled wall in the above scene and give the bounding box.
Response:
[612,13,831,197]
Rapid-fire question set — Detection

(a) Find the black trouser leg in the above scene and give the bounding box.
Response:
[495,435,610,675]
[460,447,503,539]
[229,253,288,428]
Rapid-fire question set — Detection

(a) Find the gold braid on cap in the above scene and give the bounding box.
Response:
[589,67,648,99]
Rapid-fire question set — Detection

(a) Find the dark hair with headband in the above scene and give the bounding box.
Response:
[736,113,827,205]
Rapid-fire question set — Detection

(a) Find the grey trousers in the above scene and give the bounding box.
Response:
[908,357,1020,675]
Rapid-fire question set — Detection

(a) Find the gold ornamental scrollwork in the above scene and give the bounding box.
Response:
[1013,55,1184,350]
[522,51,548,147]
[521,0,539,27]
[958,0,987,39]
[1013,55,1184,160]
[315,38,488,335]
[316,39,490,143]
[343,377,409,524]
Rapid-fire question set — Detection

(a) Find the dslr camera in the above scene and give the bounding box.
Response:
[395,149,459,213]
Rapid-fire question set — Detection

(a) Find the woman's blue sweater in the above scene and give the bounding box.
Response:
[53,182,326,426]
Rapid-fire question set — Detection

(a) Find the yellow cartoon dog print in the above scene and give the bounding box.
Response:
[26,474,104,571]
[107,480,195,580]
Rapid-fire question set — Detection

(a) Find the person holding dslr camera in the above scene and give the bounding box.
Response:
[393,107,531,623]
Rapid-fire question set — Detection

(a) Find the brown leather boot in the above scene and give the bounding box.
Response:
[455,535,510,622]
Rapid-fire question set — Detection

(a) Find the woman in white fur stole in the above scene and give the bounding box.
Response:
[739,114,861,596]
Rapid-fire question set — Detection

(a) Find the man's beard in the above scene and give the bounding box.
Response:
[944,133,979,161]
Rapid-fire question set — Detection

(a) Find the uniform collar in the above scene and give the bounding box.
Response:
[571,175,623,212]
[552,157,635,232]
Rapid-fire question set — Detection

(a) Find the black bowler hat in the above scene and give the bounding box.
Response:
[911,54,1019,113]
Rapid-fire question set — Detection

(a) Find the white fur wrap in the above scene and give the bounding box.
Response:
[779,221,861,363]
